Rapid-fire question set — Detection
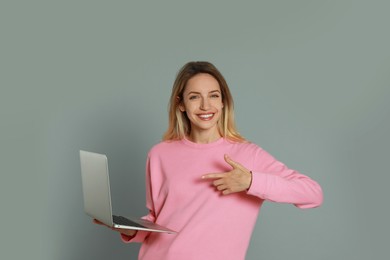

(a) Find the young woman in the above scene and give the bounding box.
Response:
[95,61,323,259]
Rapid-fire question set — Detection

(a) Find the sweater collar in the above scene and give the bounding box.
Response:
[181,137,225,148]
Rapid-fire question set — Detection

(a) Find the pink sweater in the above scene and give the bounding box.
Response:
[122,138,323,260]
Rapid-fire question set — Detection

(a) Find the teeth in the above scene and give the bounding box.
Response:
[199,114,213,118]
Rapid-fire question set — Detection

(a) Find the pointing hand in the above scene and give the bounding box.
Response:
[202,154,252,195]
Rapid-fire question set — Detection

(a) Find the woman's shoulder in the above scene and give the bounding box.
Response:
[148,139,182,156]
[227,139,263,152]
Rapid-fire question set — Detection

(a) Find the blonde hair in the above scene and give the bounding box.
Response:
[163,61,245,142]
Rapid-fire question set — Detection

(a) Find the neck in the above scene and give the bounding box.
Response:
[188,129,222,144]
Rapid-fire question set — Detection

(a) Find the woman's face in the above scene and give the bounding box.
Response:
[179,73,224,137]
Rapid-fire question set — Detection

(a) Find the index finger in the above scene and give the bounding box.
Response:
[201,173,225,179]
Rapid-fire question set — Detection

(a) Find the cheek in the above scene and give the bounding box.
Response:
[183,102,197,114]
[214,100,224,110]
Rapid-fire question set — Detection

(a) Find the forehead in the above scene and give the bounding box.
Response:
[184,73,221,93]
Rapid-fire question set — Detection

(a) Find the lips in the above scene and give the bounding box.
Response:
[197,113,215,121]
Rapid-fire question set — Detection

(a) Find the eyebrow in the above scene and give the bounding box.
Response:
[187,90,221,96]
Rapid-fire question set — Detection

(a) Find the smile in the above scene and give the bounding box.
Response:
[197,113,215,121]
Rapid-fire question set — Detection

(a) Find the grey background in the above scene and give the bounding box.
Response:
[1,0,389,259]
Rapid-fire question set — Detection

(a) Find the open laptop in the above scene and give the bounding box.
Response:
[80,150,176,234]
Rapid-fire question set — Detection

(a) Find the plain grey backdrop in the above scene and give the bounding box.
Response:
[1,0,389,259]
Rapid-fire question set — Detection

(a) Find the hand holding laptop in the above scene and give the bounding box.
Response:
[93,218,137,237]
[80,150,176,235]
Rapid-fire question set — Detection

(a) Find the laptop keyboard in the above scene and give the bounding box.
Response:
[113,215,144,228]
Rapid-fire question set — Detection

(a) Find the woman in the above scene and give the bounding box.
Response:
[95,61,323,259]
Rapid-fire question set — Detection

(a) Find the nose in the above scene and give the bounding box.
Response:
[200,97,210,110]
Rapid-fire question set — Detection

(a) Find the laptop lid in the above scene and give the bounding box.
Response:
[80,150,114,226]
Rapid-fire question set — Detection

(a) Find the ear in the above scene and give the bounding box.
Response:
[177,96,185,112]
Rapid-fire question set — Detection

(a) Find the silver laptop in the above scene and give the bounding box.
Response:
[80,150,176,234]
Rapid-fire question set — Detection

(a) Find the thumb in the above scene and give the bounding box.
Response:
[224,154,240,169]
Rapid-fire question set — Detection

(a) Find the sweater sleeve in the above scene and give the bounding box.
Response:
[120,156,154,243]
[246,148,323,209]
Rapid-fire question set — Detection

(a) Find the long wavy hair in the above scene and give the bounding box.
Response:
[162,61,245,142]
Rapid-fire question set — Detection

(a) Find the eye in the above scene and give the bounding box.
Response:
[210,94,220,98]
[189,95,199,100]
